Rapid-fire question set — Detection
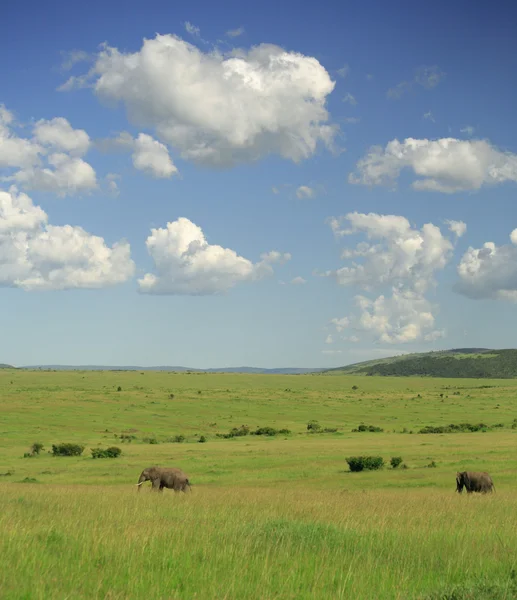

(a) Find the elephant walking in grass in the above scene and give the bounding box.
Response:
[456,471,495,494]
[136,466,192,493]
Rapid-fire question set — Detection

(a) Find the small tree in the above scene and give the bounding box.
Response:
[346,456,384,472]
[307,420,321,432]
[390,456,403,469]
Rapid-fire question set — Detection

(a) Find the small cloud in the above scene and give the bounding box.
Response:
[272,186,280,194]
[343,92,357,106]
[387,81,412,99]
[296,185,315,199]
[343,335,360,343]
[445,219,467,238]
[414,65,444,89]
[423,111,435,122]
[291,276,307,285]
[325,334,333,344]
[60,50,90,72]
[366,74,374,81]
[226,27,244,37]
[184,21,201,37]
[322,349,343,355]
[337,64,350,78]
[460,125,475,137]
[105,173,120,197]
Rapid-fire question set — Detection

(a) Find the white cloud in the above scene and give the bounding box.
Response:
[337,64,349,78]
[105,173,120,197]
[423,111,435,122]
[271,186,280,194]
[0,108,97,195]
[325,334,333,344]
[326,212,458,343]
[291,276,307,285]
[60,50,90,72]
[138,217,289,295]
[342,117,360,125]
[455,229,517,300]
[184,22,201,37]
[446,219,467,238]
[0,186,134,290]
[226,27,244,38]
[388,65,444,99]
[349,137,517,193]
[343,92,357,105]
[12,153,97,195]
[461,125,475,137]
[0,106,42,169]
[62,34,337,166]
[322,349,342,355]
[33,117,90,156]
[343,335,360,343]
[132,134,178,178]
[296,185,315,199]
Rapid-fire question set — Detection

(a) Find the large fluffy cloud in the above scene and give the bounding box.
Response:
[61,34,337,166]
[138,217,290,295]
[0,187,134,290]
[455,229,517,301]
[349,138,517,193]
[326,212,463,343]
[0,107,97,195]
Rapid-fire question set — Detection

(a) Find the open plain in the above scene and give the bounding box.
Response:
[1,368,516,599]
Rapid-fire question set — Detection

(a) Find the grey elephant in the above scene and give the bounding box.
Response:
[136,466,192,492]
[456,471,495,494]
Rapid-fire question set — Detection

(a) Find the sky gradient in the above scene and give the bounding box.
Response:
[1,0,517,368]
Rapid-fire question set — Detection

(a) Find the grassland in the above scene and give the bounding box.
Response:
[1,369,517,599]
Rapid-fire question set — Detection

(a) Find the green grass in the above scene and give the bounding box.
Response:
[1,368,517,598]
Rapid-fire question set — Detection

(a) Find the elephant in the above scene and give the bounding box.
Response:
[456,471,495,494]
[136,466,192,492]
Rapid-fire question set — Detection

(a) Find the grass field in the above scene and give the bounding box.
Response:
[1,369,517,599]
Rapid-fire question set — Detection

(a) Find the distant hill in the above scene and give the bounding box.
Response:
[323,348,517,378]
[21,365,325,375]
[0,364,14,369]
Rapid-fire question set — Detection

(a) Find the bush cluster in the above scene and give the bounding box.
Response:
[51,443,85,457]
[91,446,122,459]
[346,456,385,472]
[142,436,158,444]
[306,421,338,434]
[419,422,489,434]
[217,425,291,439]
[352,424,384,433]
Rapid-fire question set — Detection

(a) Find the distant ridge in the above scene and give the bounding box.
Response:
[20,365,325,375]
[323,348,517,378]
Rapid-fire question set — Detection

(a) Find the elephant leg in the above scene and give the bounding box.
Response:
[151,478,161,491]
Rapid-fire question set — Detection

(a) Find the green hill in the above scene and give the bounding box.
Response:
[0,364,14,369]
[323,348,517,378]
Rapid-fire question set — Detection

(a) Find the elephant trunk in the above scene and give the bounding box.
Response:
[136,474,147,491]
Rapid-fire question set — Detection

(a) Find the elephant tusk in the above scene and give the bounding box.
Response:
[136,482,145,486]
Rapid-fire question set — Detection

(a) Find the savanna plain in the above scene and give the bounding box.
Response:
[1,369,516,599]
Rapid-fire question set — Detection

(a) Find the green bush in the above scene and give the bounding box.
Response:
[142,436,158,444]
[216,425,250,439]
[419,423,490,434]
[119,434,136,443]
[198,435,207,443]
[427,460,437,468]
[91,446,122,459]
[307,420,321,432]
[352,424,384,433]
[390,456,403,469]
[172,435,185,443]
[31,442,44,455]
[252,426,289,436]
[51,443,85,457]
[346,456,385,472]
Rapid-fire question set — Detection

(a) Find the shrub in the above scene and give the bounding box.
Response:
[142,436,158,444]
[427,460,437,468]
[117,386,122,392]
[419,423,490,434]
[278,428,292,435]
[401,463,409,470]
[307,420,321,432]
[346,456,384,472]
[390,456,403,469]
[352,424,384,433]
[172,435,185,443]
[198,435,207,443]
[119,434,136,443]
[322,427,338,433]
[91,446,122,459]
[31,442,44,455]
[21,477,39,483]
[51,443,85,457]
[352,385,358,390]
[216,425,250,439]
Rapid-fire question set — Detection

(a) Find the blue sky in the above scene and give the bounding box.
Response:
[1,0,517,368]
